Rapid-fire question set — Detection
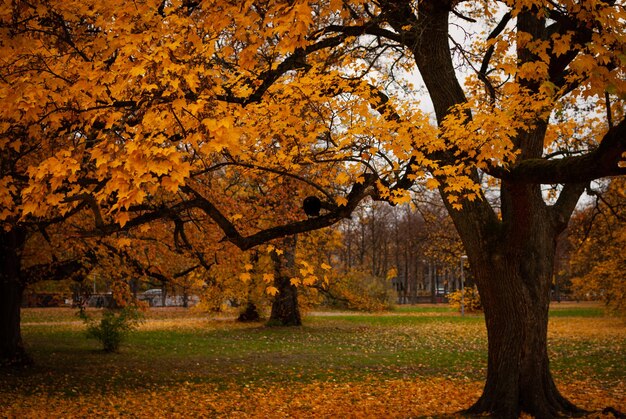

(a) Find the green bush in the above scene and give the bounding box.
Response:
[448,286,482,313]
[80,307,143,352]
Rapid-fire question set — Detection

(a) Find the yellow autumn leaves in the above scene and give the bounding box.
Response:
[237,244,333,296]
[4,378,625,418]
[1,0,625,233]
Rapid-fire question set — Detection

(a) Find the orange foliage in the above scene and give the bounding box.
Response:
[568,178,626,316]
[2,377,624,418]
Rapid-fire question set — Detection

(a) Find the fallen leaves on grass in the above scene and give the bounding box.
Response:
[10,305,625,418]
[549,317,626,339]
[2,378,624,418]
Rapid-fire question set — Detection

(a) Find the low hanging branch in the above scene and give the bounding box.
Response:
[99,240,204,286]
[180,173,378,250]
[22,251,97,286]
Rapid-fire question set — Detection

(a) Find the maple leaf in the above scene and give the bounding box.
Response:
[335,172,350,184]
[117,212,131,227]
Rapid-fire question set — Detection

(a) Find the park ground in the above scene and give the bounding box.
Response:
[1,302,624,418]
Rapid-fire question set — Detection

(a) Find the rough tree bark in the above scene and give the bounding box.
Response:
[268,236,302,326]
[0,227,31,366]
[449,183,585,417]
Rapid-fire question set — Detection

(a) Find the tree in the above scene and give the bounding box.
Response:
[2,1,625,416]
[267,235,302,325]
[0,217,95,365]
[568,178,626,315]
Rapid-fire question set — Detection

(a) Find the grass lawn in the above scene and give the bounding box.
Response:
[1,302,624,417]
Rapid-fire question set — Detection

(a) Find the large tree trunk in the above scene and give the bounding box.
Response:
[466,252,583,417]
[268,236,301,326]
[0,227,31,366]
[452,182,585,418]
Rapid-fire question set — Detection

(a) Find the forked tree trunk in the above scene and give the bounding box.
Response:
[268,236,301,326]
[0,228,31,366]
[454,183,585,418]
[404,2,581,412]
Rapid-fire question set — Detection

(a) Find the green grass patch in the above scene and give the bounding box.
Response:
[4,303,623,404]
[392,305,456,314]
[547,306,606,317]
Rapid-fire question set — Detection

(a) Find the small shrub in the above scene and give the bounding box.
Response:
[448,286,482,313]
[80,306,143,352]
[326,270,395,312]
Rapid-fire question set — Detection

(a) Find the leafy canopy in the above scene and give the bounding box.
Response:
[1,0,624,248]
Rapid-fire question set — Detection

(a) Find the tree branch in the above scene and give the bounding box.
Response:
[182,175,378,250]
[216,34,349,106]
[477,12,511,101]
[22,253,95,285]
[551,182,588,232]
[493,118,626,184]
